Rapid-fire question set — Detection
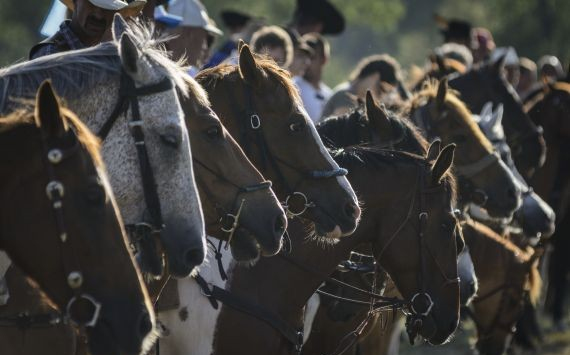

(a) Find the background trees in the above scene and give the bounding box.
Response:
[0,0,568,85]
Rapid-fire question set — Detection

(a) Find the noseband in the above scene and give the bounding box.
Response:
[97,71,174,261]
[227,83,347,218]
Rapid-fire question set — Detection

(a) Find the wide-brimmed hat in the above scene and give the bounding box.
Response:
[293,0,345,35]
[159,0,223,35]
[434,14,472,43]
[60,0,146,12]
[220,10,251,29]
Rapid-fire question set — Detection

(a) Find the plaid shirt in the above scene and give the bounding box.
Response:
[30,20,85,60]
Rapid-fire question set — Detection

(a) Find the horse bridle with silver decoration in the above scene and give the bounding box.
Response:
[227,83,348,218]
[0,126,101,329]
[97,71,174,268]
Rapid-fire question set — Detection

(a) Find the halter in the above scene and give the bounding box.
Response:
[227,83,347,218]
[192,157,272,247]
[97,71,174,267]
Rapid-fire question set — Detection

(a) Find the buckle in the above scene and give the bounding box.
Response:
[46,181,65,201]
[250,114,261,129]
[66,294,102,328]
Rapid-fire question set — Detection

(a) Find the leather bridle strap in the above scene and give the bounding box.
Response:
[97,72,174,233]
[193,273,304,352]
[454,152,500,179]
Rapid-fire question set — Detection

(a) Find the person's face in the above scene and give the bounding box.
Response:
[304,50,325,81]
[517,70,535,92]
[261,46,287,68]
[167,27,208,67]
[289,49,312,77]
[504,65,520,88]
[72,0,116,40]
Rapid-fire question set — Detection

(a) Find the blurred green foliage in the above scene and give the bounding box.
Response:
[0,0,568,86]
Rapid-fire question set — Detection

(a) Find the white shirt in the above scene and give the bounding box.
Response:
[294,76,332,124]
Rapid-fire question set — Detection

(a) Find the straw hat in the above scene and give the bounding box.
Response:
[59,0,147,17]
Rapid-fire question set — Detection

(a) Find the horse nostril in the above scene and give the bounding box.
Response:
[274,214,286,236]
[137,309,153,339]
[184,247,205,269]
[344,202,361,220]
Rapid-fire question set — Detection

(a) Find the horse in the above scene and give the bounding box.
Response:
[211,144,462,355]
[462,220,541,355]
[196,44,361,242]
[155,44,360,355]
[0,81,155,355]
[0,15,205,278]
[472,103,555,242]
[525,80,570,331]
[404,79,522,219]
[182,80,287,260]
[448,57,547,179]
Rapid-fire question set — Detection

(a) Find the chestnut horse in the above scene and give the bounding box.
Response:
[405,79,522,218]
[0,82,154,355]
[196,45,361,241]
[212,145,462,355]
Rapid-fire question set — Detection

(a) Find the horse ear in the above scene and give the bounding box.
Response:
[426,138,441,161]
[119,33,140,77]
[112,13,128,42]
[237,39,246,52]
[365,91,392,140]
[431,143,455,186]
[436,78,448,110]
[239,44,264,88]
[35,80,68,138]
[492,54,506,72]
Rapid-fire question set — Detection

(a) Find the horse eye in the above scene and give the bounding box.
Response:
[206,126,222,139]
[160,134,180,148]
[289,121,306,132]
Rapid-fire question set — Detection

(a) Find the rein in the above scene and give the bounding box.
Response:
[97,71,174,265]
[224,82,347,218]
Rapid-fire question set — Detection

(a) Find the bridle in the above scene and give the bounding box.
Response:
[192,157,272,245]
[97,70,174,270]
[411,100,499,207]
[0,126,101,329]
[226,82,348,218]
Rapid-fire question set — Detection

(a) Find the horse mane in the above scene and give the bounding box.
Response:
[463,220,541,304]
[196,53,302,108]
[0,19,193,111]
[0,107,103,168]
[404,79,494,152]
[333,146,457,203]
[318,105,429,155]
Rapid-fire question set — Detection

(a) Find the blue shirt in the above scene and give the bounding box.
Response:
[30,20,86,60]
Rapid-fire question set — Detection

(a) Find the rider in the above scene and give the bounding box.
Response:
[250,26,294,69]
[29,0,146,60]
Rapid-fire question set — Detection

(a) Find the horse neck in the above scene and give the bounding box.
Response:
[462,221,508,278]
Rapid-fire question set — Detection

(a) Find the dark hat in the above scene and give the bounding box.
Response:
[434,14,472,43]
[220,10,252,29]
[293,0,345,35]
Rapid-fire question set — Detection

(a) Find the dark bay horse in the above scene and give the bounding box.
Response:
[405,79,522,218]
[448,58,547,178]
[196,45,361,243]
[0,82,154,355]
[211,145,462,354]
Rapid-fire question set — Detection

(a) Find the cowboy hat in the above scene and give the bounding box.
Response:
[293,0,345,35]
[60,0,146,14]
[159,0,223,36]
